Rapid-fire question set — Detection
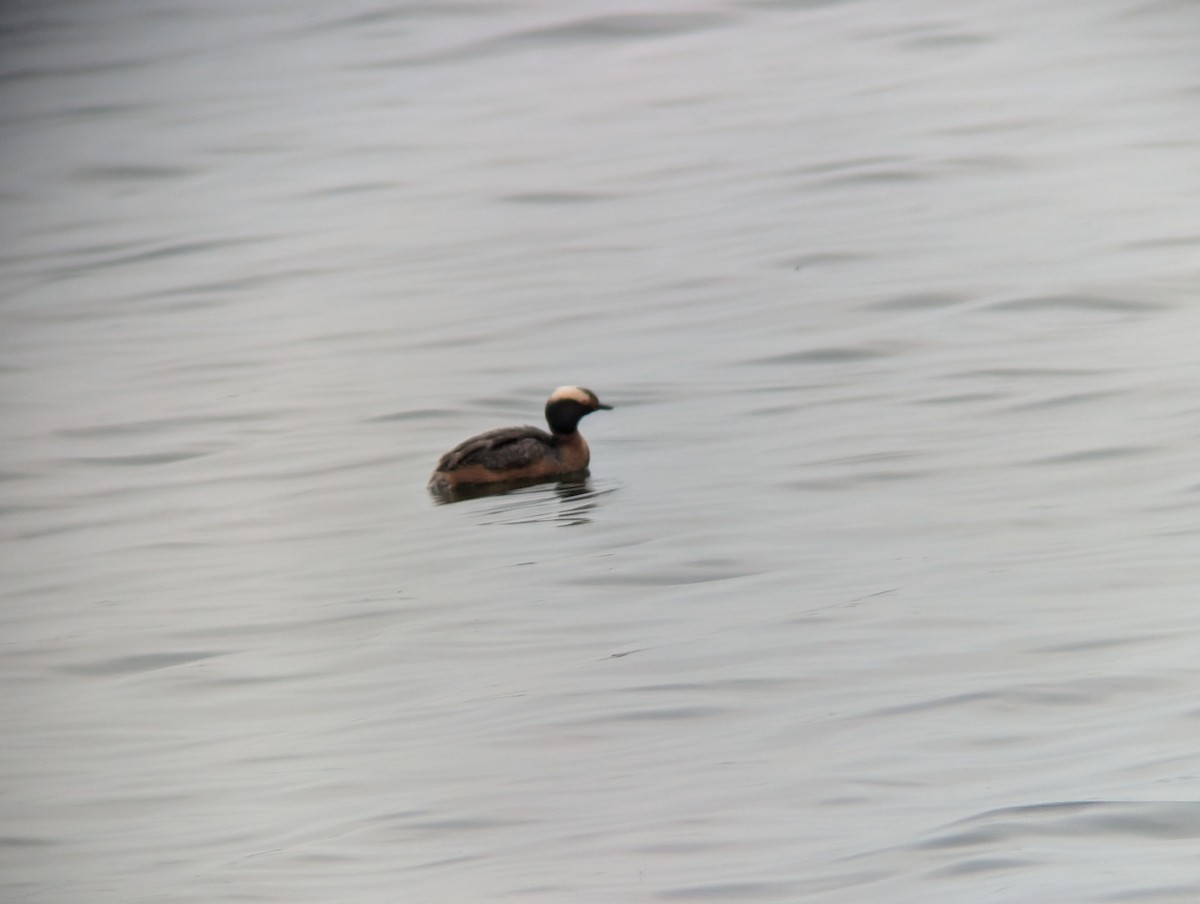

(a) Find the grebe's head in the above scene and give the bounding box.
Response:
[545,386,612,434]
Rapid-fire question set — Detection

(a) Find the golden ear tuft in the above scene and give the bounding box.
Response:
[549,385,592,405]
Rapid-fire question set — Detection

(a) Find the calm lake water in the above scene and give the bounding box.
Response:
[3,0,1200,901]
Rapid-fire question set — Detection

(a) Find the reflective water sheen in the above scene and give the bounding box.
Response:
[3,0,1200,901]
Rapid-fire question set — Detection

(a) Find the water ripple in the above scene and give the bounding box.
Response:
[60,651,224,677]
[923,801,1200,849]
[70,164,197,183]
[750,346,895,365]
[373,11,732,67]
[493,12,733,44]
[987,294,1164,316]
[498,191,618,205]
[1028,445,1157,466]
[72,450,214,467]
[657,880,798,900]
[867,292,967,311]
[1004,389,1122,412]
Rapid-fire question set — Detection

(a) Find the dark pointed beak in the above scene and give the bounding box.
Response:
[596,402,613,410]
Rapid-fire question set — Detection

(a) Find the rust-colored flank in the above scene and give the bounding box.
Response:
[428,386,612,497]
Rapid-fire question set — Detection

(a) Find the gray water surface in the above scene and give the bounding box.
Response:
[3,0,1200,901]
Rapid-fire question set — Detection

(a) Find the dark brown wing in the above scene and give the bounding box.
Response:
[435,425,556,472]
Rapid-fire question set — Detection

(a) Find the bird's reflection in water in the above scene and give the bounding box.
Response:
[429,472,610,526]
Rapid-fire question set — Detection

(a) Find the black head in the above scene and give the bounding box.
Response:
[544,385,612,435]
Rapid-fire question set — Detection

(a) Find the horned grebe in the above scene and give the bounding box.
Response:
[428,386,612,495]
